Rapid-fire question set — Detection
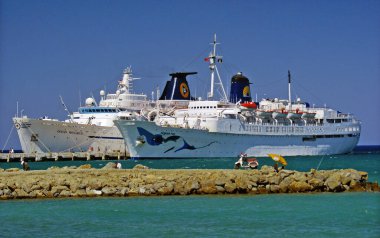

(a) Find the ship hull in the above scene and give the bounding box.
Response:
[13,117,126,154]
[115,120,360,159]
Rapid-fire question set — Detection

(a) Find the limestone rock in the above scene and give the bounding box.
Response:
[248,174,259,183]
[59,190,72,197]
[14,188,29,198]
[278,169,295,179]
[224,181,237,193]
[260,165,275,174]
[270,184,280,193]
[127,187,139,196]
[0,182,6,189]
[88,180,103,190]
[86,189,102,196]
[47,166,61,170]
[78,164,92,169]
[51,185,70,196]
[200,180,217,194]
[358,171,368,181]
[6,168,20,172]
[308,178,324,190]
[235,175,249,191]
[215,178,226,186]
[157,182,174,195]
[73,189,87,197]
[279,176,294,193]
[102,187,117,196]
[267,174,281,185]
[3,188,12,196]
[185,180,200,192]
[291,172,309,183]
[118,187,129,196]
[289,181,312,192]
[216,185,225,193]
[133,164,150,170]
[0,167,375,199]
[102,162,117,169]
[324,177,342,191]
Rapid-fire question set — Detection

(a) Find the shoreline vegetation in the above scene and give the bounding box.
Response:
[0,163,379,200]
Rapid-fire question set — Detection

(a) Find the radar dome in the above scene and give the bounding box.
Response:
[116,90,121,96]
[100,90,105,96]
[85,97,95,106]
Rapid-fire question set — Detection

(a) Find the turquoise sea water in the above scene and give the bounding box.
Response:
[1,152,380,237]
[0,194,379,237]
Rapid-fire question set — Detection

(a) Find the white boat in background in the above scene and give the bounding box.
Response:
[13,67,197,154]
[13,67,150,154]
[114,35,361,159]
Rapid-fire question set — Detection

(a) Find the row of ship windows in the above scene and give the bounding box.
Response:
[241,125,305,133]
[80,108,118,113]
[302,134,359,141]
[240,125,360,134]
[336,127,360,132]
[326,119,349,123]
[189,106,218,109]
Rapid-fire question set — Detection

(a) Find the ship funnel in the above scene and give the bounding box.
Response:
[159,72,196,100]
[229,72,252,103]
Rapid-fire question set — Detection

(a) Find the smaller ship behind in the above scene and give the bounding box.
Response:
[13,67,197,154]
[13,67,149,154]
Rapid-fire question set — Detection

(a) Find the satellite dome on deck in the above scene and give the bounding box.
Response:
[85,97,95,106]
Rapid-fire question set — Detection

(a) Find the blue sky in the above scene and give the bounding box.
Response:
[1,0,379,149]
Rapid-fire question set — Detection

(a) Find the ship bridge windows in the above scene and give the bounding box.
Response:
[327,119,346,123]
[80,108,118,113]
[223,114,237,119]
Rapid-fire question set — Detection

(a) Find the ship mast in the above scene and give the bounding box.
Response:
[119,66,140,94]
[288,70,292,111]
[207,34,227,101]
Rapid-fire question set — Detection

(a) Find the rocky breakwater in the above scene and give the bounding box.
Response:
[0,164,378,199]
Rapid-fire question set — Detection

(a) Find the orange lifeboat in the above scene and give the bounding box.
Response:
[240,102,257,109]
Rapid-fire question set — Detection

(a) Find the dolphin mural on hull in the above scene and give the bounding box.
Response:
[136,127,217,153]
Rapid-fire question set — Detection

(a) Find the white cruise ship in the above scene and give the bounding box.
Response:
[13,67,149,154]
[114,36,361,159]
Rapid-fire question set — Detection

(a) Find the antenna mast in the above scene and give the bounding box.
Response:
[207,34,227,101]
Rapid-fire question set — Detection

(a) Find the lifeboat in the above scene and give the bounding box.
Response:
[272,109,288,119]
[256,110,272,119]
[301,112,316,119]
[287,112,302,119]
[287,108,303,119]
[240,101,257,110]
[287,111,302,119]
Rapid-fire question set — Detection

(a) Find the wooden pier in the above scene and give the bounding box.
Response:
[0,152,129,163]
